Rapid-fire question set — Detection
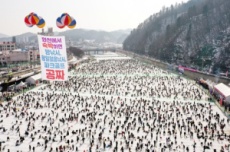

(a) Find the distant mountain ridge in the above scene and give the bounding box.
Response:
[0,33,9,38]
[0,32,36,42]
[58,28,131,43]
[0,29,131,44]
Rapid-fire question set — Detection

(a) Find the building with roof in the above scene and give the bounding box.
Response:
[0,49,39,64]
[25,73,41,85]
[0,42,16,51]
[214,83,230,103]
[38,28,54,36]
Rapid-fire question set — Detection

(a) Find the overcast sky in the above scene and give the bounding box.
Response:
[0,0,188,36]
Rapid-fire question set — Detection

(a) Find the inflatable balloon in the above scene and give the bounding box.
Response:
[37,17,45,28]
[62,14,71,26]
[24,12,45,28]
[29,13,39,25]
[56,17,65,28]
[68,19,76,29]
[56,13,76,29]
[24,15,33,27]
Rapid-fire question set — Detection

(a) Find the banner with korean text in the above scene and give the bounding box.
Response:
[38,35,68,81]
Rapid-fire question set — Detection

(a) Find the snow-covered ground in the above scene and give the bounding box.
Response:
[0,52,230,152]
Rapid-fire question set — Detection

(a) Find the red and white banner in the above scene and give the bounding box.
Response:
[38,35,68,81]
[178,66,198,73]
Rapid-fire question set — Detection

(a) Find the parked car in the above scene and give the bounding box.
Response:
[0,72,8,77]
[12,68,19,72]
[7,84,16,92]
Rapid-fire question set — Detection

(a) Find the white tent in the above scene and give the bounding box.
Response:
[16,81,27,90]
[214,83,230,102]
[26,74,41,85]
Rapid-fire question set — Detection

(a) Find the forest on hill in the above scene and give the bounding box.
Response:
[123,0,230,74]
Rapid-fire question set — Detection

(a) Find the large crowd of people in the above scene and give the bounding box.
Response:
[0,58,229,152]
[44,60,209,101]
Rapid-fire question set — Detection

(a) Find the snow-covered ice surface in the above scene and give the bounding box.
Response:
[0,53,230,152]
[93,52,131,61]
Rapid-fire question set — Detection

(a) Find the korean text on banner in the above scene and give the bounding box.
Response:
[38,35,68,81]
